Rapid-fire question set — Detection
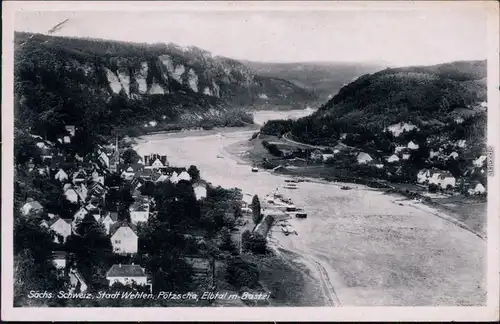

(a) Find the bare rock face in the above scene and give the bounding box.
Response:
[117,68,131,98]
[187,69,199,93]
[104,68,122,94]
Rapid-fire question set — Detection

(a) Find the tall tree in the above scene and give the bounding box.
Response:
[251,195,262,224]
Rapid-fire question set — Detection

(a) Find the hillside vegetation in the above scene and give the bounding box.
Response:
[241,60,383,105]
[14,32,316,141]
[262,60,488,185]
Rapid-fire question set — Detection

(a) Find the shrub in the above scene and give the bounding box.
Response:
[225,256,260,289]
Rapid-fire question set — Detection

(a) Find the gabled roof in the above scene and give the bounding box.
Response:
[103,212,118,222]
[47,216,72,227]
[23,200,43,210]
[130,200,149,212]
[52,251,67,260]
[118,163,144,173]
[106,264,146,278]
[109,221,137,237]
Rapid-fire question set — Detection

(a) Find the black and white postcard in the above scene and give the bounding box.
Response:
[2,1,499,322]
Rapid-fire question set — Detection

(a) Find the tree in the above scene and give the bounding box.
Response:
[122,148,141,164]
[13,215,64,306]
[242,232,267,254]
[219,227,236,253]
[187,165,200,182]
[226,256,260,289]
[66,215,112,285]
[251,195,262,224]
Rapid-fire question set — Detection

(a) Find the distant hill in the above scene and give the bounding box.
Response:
[313,60,487,128]
[241,60,384,105]
[14,32,317,141]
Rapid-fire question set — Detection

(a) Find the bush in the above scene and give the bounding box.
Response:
[241,230,267,254]
[428,183,440,193]
[226,256,260,289]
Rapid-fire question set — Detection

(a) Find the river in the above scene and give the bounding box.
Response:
[133,110,486,306]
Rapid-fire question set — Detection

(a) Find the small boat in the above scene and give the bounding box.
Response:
[281,227,290,235]
[252,167,259,172]
[273,192,283,199]
[285,206,298,212]
[295,213,307,218]
[283,183,298,189]
[340,186,351,190]
[217,155,224,159]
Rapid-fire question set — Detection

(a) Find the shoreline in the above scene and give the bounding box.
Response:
[134,119,486,306]
[224,136,487,240]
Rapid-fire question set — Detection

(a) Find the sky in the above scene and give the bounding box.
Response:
[13,5,488,67]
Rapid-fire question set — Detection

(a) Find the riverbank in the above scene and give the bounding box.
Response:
[226,134,487,239]
[133,110,486,306]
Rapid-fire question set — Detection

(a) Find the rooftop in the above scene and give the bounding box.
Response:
[106,264,146,278]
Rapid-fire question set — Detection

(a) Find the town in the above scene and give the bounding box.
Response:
[15,124,236,305]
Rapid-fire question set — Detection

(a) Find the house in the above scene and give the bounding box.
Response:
[429,150,442,159]
[394,146,406,154]
[387,154,400,163]
[417,169,431,184]
[73,207,89,224]
[177,171,192,182]
[457,140,466,148]
[356,152,373,164]
[63,136,71,144]
[40,148,56,161]
[473,155,487,167]
[72,170,87,185]
[106,264,148,287]
[98,152,110,169]
[65,125,76,137]
[169,171,179,183]
[119,164,144,181]
[469,182,486,195]
[86,204,101,222]
[407,141,419,150]
[374,163,384,169]
[193,183,207,200]
[68,268,88,293]
[110,221,138,254]
[156,174,170,183]
[54,169,69,182]
[454,116,465,124]
[402,153,411,160]
[64,187,80,204]
[448,152,459,160]
[20,199,44,217]
[310,150,323,161]
[75,183,88,201]
[430,171,456,189]
[321,153,335,162]
[101,212,118,235]
[143,154,169,170]
[52,251,67,270]
[88,182,107,198]
[129,198,150,225]
[47,216,72,243]
[50,156,74,171]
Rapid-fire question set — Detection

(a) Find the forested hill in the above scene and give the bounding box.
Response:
[314,60,487,127]
[264,60,488,178]
[14,32,316,141]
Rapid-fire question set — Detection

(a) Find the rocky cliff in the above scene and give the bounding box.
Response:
[14,32,316,140]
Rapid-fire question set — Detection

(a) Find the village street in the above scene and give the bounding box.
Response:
[133,110,486,306]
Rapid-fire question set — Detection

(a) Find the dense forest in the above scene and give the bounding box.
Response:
[14,32,317,141]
